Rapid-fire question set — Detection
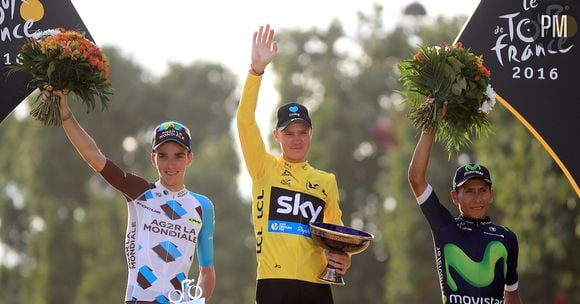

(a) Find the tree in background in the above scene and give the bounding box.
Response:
[1,4,578,303]
[473,107,579,303]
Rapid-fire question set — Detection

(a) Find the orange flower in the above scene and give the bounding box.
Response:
[479,65,491,78]
[455,42,464,50]
[414,51,424,64]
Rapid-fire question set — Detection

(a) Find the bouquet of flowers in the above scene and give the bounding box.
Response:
[398,42,496,154]
[9,28,112,126]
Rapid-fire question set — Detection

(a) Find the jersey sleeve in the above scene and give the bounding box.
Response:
[323,173,343,226]
[417,184,455,231]
[236,72,276,180]
[504,228,520,291]
[99,159,152,201]
[193,193,215,268]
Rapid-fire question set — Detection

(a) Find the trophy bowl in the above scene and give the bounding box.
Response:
[310,222,375,285]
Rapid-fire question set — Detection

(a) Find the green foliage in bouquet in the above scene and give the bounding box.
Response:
[9,28,112,126]
[398,42,496,154]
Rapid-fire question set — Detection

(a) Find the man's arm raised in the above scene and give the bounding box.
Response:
[52,91,107,172]
[408,130,435,197]
[408,98,446,197]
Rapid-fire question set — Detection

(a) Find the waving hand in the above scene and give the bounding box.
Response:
[251,24,278,75]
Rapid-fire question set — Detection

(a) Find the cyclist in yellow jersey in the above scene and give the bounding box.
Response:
[237,24,351,304]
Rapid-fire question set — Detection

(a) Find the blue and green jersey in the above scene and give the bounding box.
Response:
[416,185,519,304]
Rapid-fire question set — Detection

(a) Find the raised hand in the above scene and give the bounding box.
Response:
[426,96,448,120]
[41,90,71,122]
[251,24,278,75]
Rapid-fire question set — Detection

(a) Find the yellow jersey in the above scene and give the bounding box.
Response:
[237,73,343,283]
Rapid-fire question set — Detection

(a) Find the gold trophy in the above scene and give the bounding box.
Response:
[310,222,375,285]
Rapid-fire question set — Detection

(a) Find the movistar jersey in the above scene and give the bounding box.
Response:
[416,185,519,304]
[100,160,215,303]
[237,73,343,283]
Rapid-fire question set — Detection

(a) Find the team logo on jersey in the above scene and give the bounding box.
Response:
[161,200,187,220]
[137,265,157,289]
[268,187,325,236]
[281,179,292,186]
[153,241,183,262]
[170,272,188,290]
[282,169,292,177]
[443,241,508,292]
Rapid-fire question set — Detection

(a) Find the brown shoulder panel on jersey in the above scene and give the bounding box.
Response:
[99,159,154,202]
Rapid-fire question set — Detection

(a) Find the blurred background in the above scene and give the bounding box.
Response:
[1,1,578,303]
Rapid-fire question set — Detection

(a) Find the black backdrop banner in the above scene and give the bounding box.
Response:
[457,0,580,196]
[0,0,92,123]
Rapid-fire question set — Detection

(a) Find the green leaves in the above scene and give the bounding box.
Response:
[451,75,467,96]
[398,43,494,155]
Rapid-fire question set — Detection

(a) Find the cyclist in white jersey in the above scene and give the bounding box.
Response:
[48,90,216,303]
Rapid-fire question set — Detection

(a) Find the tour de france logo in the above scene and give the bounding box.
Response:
[20,0,45,22]
[0,0,46,23]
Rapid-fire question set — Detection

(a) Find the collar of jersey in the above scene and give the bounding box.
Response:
[155,180,188,197]
[458,215,492,227]
[278,157,310,171]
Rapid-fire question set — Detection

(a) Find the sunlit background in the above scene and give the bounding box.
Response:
[2,1,578,303]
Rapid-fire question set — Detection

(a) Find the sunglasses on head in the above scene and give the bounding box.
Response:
[157,121,191,136]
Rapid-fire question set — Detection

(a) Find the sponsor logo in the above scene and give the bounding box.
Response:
[143,219,197,243]
[463,164,485,177]
[268,187,325,236]
[256,190,265,254]
[137,201,161,215]
[177,189,188,198]
[271,222,279,231]
[273,190,323,222]
[125,221,137,269]
[282,170,292,177]
[465,164,482,171]
[307,181,319,189]
[457,221,473,231]
[281,179,292,186]
[188,217,201,224]
[159,129,185,141]
[443,241,508,292]
[483,231,505,238]
[448,294,503,304]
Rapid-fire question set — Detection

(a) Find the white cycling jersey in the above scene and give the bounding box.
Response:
[100,160,214,303]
